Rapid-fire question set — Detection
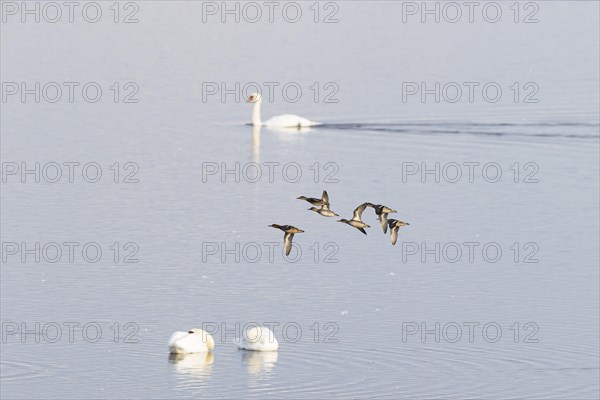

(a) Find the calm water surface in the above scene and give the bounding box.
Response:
[1,2,599,399]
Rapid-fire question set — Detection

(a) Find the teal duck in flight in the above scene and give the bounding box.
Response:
[338,203,371,235]
[309,203,339,217]
[307,191,338,217]
[368,204,398,233]
[268,224,305,256]
[387,219,410,245]
[297,190,329,207]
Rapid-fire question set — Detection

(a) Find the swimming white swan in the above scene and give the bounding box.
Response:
[247,92,319,128]
[168,328,215,354]
[234,326,279,351]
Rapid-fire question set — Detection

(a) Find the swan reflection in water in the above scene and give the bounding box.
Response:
[241,350,279,377]
[267,125,315,140]
[252,125,260,163]
[168,352,214,381]
[252,125,315,164]
[250,124,315,163]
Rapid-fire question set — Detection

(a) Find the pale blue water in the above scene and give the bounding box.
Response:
[1,1,599,399]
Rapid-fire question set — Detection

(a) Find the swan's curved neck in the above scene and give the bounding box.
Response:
[251,99,262,126]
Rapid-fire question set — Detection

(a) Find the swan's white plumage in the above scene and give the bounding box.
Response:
[168,329,215,354]
[235,326,279,351]
[247,93,319,128]
[264,114,317,128]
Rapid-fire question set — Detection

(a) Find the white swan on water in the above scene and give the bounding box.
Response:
[247,92,319,128]
[168,328,215,354]
[234,326,279,351]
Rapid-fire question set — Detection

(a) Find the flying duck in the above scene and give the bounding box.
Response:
[297,190,329,207]
[338,203,371,235]
[268,224,305,256]
[369,204,398,233]
[307,191,338,217]
[387,219,410,245]
[308,203,339,217]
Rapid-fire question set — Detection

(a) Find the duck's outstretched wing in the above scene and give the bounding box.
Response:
[322,190,330,205]
[390,227,399,245]
[352,203,370,221]
[379,213,389,234]
[284,232,295,256]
